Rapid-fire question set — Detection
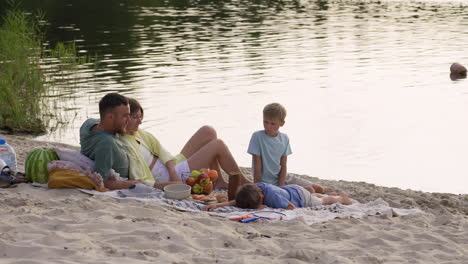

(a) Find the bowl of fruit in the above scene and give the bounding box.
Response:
[185,168,219,195]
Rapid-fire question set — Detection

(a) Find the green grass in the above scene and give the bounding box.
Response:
[0,4,82,134]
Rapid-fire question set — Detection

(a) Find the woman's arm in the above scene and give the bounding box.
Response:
[165,160,181,182]
[278,156,287,186]
[203,200,236,211]
[153,180,183,189]
[104,178,141,190]
[252,155,262,183]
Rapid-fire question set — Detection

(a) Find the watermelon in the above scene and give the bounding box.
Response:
[25,147,59,183]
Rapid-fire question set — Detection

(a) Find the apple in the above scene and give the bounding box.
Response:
[208,170,218,182]
[197,173,210,186]
[202,182,213,195]
[185,177,196,187]
[192,184,203,194]
[200,168,210,174]
[190,170,201,179]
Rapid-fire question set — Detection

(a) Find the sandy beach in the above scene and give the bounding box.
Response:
[1,132,467,263]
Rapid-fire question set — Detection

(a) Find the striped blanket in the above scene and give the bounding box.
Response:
[79,185,422,225]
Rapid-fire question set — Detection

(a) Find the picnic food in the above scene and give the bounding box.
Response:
[189,169,214,194]
[203,182,213,194]
[200,168,210,174]
[192,183,204,194]
[191,194,213,201]
[190,170,201,178]
[208,170,218,182]
[25,147,59,183]
[196,173,210,186]
[185,177,196,187]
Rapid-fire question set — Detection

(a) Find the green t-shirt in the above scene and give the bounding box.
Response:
[79,119,129,180]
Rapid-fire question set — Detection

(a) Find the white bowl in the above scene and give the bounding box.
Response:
[163,184,191,200]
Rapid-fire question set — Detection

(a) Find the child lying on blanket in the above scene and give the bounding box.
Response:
[204,183,352,211]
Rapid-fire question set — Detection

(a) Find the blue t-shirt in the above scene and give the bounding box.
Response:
[247,130,292,185]
[256,182,303,208]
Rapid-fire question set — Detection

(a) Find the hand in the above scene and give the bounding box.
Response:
[154,181,184,190]
[203,204,218,211]
[203,200,236,211]
[286,202,296,210]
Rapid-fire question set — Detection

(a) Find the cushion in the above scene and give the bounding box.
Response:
[48,168,107,192]
[54,148,95,171]
[47,160,86,174]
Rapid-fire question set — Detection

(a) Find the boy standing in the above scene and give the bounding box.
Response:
[247,103,331,193]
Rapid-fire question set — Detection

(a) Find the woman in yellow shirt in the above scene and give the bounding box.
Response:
[122,98,250,199]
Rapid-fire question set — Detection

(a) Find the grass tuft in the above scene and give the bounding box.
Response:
[0,3,83,134]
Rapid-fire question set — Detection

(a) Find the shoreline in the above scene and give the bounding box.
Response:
[1,132,468,263]
[1,132,467,215]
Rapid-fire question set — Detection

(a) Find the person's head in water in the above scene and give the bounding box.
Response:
[450,63,467,81]
[450,63,467,75]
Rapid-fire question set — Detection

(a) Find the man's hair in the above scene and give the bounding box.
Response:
[235,184,263,209]
[99,93,128,119]
[263,103,287,122]
[128,98,144,116]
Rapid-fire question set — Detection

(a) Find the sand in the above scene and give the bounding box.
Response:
[1,132,468,263]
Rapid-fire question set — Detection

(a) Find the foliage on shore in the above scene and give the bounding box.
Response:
[0,3,82,134]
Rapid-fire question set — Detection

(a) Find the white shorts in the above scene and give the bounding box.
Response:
[151,159,190,183]
[289,184,322,207]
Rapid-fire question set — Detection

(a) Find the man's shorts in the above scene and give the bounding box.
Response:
[289,184,322,207]
[151,159,190,183]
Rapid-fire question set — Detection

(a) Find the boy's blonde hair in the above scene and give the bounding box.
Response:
[263,103,287,122]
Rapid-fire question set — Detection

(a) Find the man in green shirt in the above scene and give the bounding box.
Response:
[80,93,139,190]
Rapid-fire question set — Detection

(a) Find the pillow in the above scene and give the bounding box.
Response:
[48,168,107,192]
[47,160,86,174]
[54,148,95,171]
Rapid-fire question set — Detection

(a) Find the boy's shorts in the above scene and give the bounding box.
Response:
[286,174,314,187]
[151,159,190,183]
[289,184,322,207]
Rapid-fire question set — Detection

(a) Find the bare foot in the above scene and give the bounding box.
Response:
[304,186,316,193]
[311,184,324,193]
[339,192,352,205]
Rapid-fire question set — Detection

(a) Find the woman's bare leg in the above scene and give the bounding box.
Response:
[179,125,222,176]
[180,126,217,158]
[187,139,251,199]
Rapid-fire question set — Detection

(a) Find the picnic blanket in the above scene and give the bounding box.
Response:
[79,184,422,225]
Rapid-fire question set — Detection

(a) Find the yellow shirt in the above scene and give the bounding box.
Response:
[121,130,187,185]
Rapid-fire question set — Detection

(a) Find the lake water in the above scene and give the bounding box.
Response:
[5,0,468,194]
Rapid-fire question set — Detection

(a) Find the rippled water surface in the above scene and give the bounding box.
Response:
[4,0,468,193]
